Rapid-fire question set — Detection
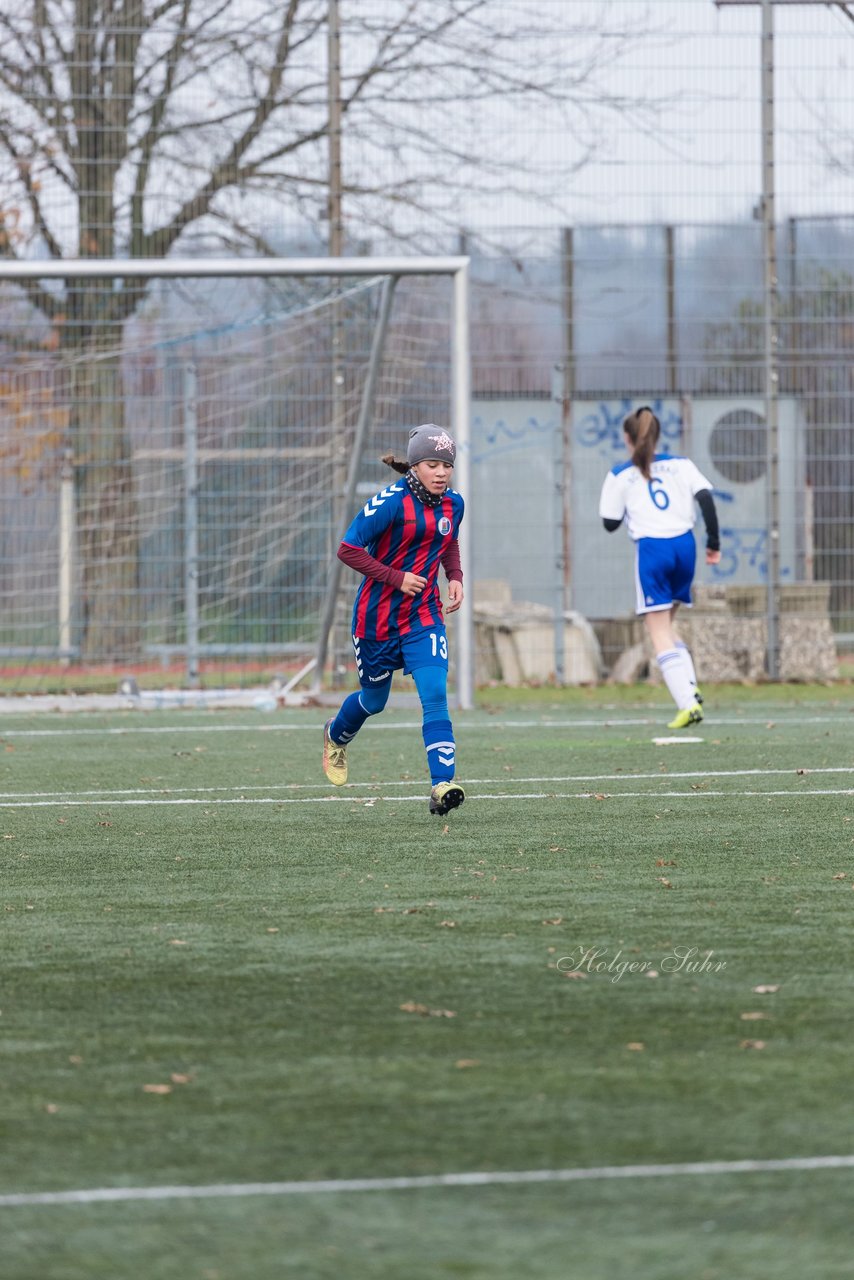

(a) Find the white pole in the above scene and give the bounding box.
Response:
[453,263,473,710]
[58,448,74,665]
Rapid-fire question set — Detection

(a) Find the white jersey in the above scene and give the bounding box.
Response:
[598,453,713,541]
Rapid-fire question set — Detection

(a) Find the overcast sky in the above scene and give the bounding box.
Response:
[463,0,854,234]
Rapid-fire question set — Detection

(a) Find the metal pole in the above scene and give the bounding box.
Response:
[453,263,473,710]
[312,275,397,690]
[327,0,349,682]
[183,364,200,689]
[552,366,566,685]
[560,226,575,617]
[58,447,74,665]
[665,225,678,395]
[327,0,343,260]
[761,0,781,678]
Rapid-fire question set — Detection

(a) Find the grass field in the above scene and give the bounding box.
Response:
[1,684,853,1279]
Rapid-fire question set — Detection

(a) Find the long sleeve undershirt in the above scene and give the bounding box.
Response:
[338,537,462,589]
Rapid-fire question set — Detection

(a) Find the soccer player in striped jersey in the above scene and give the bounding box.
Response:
[322,424,466,816]
[598,406,721,729]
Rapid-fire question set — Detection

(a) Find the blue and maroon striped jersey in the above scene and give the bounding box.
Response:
[340,479,465,640]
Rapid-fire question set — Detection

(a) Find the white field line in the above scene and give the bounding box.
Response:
[2,764,854,803]
[1,1155,853,1207]
[2,788,854,809]
[0,713,851,738]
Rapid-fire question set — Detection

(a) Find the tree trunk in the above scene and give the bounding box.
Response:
[70,349,141,662]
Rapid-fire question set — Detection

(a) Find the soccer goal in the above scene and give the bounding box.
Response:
[0,256,473,708]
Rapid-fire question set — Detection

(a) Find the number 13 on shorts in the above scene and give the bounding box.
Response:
[430,631,448,660]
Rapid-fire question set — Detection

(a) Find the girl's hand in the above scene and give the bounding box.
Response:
[706,549,721,565]
[401,571,427,596]
[445,581,464,613]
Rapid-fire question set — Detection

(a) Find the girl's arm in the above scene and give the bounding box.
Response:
[695,489,720,552]
[338,541,405,589]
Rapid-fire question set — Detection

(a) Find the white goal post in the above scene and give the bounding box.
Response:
[0,255,474,709]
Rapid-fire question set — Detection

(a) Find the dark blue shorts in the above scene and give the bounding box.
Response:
[353,625,448,688]
[634,532,696,614]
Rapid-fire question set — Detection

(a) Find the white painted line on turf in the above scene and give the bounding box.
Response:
[0,712,851,738]
[3,764,854,803]
[1,1154,852,1207]
[3,787,854,809]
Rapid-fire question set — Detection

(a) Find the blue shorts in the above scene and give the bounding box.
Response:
[634,532,696,614]
[353,626,448,688]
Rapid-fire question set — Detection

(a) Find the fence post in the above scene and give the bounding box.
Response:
[184,364,200,689]
[58,447,74,666]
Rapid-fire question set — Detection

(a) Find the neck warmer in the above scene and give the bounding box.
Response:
[406,468,444,508]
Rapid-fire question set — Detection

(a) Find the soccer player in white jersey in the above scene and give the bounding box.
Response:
[598,406,721,729]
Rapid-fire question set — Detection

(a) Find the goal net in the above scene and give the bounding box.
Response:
[0,261,469,702]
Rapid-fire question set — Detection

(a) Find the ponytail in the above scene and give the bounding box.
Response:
[381,453,409,474]
[623,406,661,480]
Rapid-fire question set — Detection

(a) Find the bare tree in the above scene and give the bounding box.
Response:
[0,0,657,658]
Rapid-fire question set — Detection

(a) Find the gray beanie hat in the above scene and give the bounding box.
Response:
[406,423,457,466]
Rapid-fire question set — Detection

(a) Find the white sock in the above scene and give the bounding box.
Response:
[675,639,697,689]
[657,648,696,711]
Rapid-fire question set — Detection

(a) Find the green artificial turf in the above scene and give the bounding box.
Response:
[0,692,853,1277]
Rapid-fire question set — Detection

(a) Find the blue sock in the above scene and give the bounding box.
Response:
[412,665,455,784]
[422,717,455,785]
[330,682,389,744]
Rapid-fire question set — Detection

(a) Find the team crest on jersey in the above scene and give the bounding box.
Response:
[428,430,455,457]
[438,515,452,536]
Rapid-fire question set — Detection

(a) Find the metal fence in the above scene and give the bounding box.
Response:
[0,220,853,694]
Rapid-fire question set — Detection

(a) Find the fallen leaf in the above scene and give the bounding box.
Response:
[455,1059,480,1069]
[832,872,847,880]
[399,1001,457,1018]
[656,877,674,889]
[626,1042,645,1051]
[439,919,456,928]
[740,1039,766,1050]
[562,971,587,980]
[169,939,188,946]
[170,1073,192,1085]
[68,1055,83,1065]
[740,1012,769,1021]
[44,1103,59,1114]
[542,917,563,926]
[143,1083,172,1094]
[752,984,780,994]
